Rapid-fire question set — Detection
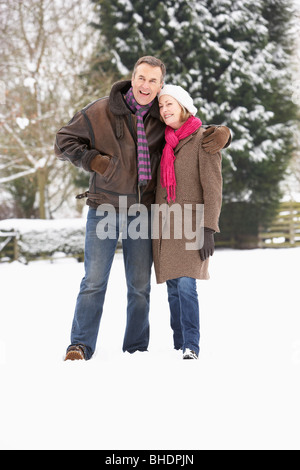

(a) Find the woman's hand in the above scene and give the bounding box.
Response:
[200,228,215,261]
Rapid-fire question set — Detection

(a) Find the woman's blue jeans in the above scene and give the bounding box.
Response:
[166,277,200,355]
[69,208,152,360]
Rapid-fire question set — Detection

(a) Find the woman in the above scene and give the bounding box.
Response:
[153,85,227,360]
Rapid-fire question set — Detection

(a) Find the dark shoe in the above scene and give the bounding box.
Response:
[183,348,198,360]
[65,345,85,361]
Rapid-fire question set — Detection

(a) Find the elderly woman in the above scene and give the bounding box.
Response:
[153,85,229,359]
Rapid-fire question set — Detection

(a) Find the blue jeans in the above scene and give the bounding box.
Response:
[69,208,152,359]
[166,277,200,355]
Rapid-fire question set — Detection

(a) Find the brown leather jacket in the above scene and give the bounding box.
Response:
[55,80,166,209]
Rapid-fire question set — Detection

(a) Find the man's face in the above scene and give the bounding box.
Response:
[131,64,164,106]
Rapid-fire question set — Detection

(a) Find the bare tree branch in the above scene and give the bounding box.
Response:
[0,168,37,184]
[0,0,100,217]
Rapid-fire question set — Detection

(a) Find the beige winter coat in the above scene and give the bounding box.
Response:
[152,126,223,284]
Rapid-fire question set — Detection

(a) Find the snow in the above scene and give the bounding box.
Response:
[0,218,86,258]
[0,218,85,234]
[0,247,300,450]
[16,117,30,130]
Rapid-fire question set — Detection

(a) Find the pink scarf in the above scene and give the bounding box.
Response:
[160,116,202,203]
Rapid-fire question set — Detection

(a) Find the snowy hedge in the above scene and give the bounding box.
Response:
[0,219,86,261]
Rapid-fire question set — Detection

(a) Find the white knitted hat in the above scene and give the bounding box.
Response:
[158,84,197,116]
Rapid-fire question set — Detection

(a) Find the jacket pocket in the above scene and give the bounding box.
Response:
[100,155,119,183]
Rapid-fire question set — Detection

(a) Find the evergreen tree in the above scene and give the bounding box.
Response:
[91,0,297,247]
[90,0,173,77]
[205,0,297,246]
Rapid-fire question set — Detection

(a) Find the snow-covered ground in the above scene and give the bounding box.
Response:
[0,248,300,450]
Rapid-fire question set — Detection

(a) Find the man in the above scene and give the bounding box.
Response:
[55,56,231,361]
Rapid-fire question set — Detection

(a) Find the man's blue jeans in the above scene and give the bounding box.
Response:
[69,208,152,360]
[166,277,200,355]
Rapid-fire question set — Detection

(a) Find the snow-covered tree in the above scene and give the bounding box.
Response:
[283,0,300,202]
[0,0,99,219]
[199,0,298,245]
[90,0,174,78]
[91,0,298,246]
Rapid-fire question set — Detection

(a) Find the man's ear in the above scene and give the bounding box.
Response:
[158,81,164,95]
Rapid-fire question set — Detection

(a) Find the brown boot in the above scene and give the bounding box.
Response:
[65,345,85,361]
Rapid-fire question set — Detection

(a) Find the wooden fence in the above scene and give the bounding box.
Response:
[0,231,19,261]
[0,220,121,263]
[259,201,300,248]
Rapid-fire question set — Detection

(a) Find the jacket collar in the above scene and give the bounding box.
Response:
[109,80,161,120]
[174,128,201,154]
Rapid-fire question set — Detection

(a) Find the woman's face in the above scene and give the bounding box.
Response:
[159,95,183,130]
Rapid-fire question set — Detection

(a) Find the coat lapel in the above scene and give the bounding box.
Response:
[174,128,201,154]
